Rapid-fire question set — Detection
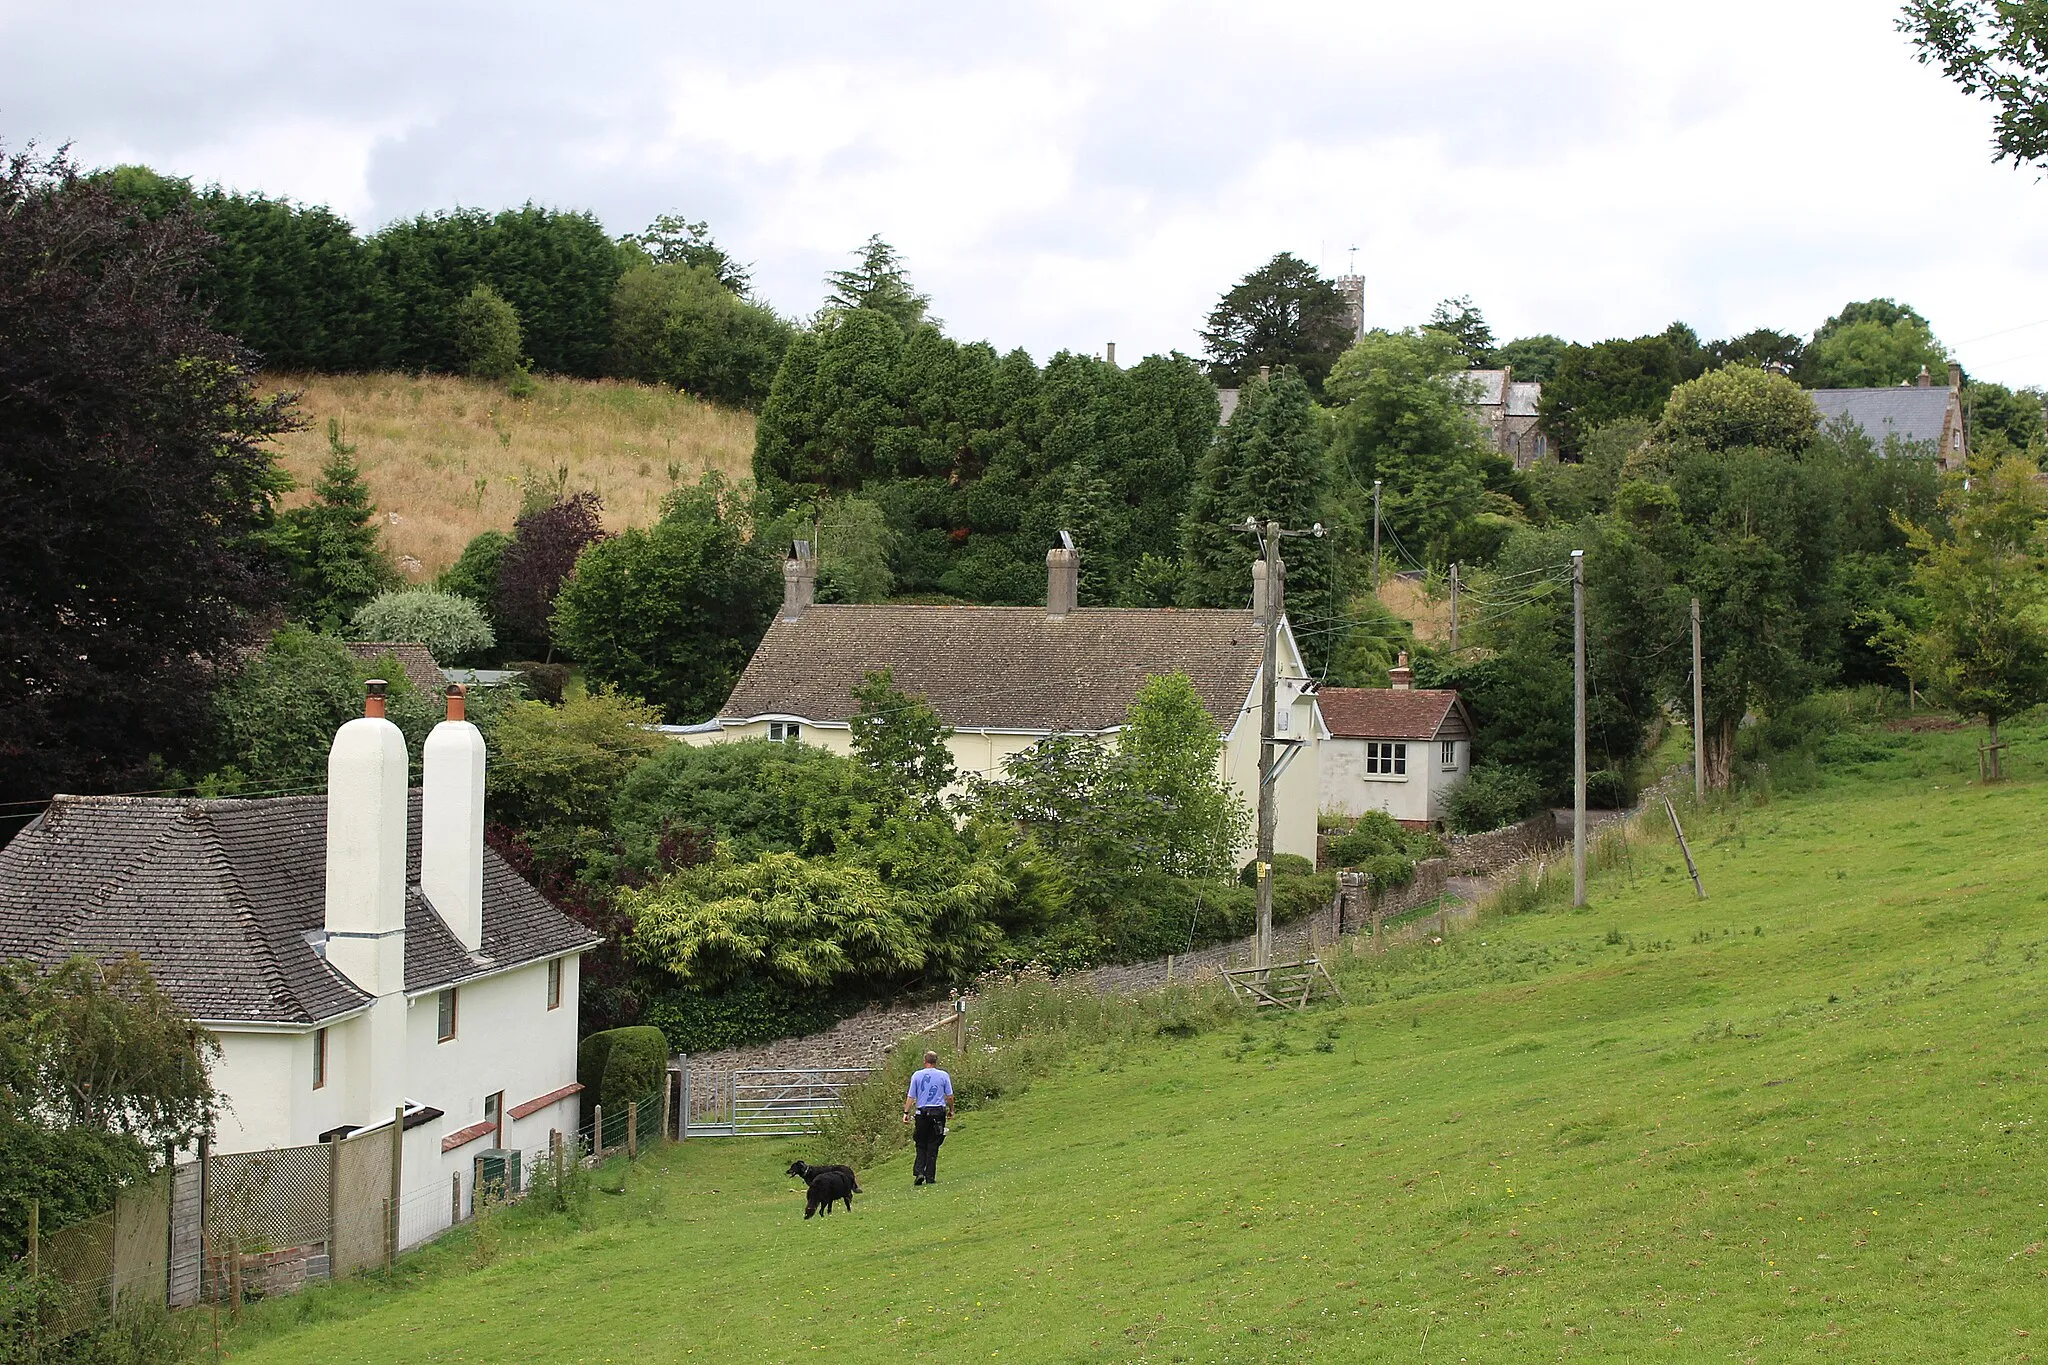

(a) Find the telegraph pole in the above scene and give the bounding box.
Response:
[1690,596,1705,801]
[1449,562,1460,650]
[1255,520,1281,969]
[1572,549,1587,909]
[1371,480,1383,589]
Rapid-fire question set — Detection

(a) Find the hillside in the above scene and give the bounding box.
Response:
[265,373,757,579]
[228,714,2047,1362]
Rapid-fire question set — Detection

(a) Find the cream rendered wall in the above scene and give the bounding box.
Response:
[1319,738,1468,824]
[207,1031,302,1152]
[685,720,1048,801]
[1219,687,1321,863]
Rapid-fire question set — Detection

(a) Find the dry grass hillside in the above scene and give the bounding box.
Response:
[264,372,757,579]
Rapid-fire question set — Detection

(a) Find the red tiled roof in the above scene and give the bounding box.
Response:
[508,1082,582,1121]
[1318,687,1469,741]
[441,1120,496,1153]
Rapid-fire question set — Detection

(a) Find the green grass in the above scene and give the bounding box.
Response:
[228,711,2048,1362]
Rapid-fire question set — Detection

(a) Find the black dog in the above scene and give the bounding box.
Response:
[786,1160,861,1218]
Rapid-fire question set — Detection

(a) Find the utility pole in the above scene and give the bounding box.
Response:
[1236,517,1327,970]
[1690,596,1705,801]
[1371,480,1383,590]
[1256,520,1280,969]
[1449,562,1460,650]
[1572,549,1587,909]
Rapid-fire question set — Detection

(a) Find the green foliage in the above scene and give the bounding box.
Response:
[1115,673,1250,879]
[823,235,932,331]
[611,738,862,867]
[350,588,496,664]
[1424,295,1497,368]
[608,263,790,408]
[582,1026,667,1112]
[1803,312,1948,389]
[550,477,779,723]
[638,980,854,1055]
[479,688,666,835]
[1493,333,1569,382]
[1966,379,2048,458]
[620,213,752,294]
[1200,252,1353,394]
[1443,765,1546,833]
[1883,454,2048,740]
[1901,0,2048,168]
[437,530,510,610]
[200,626,442,790]
[848,670,957,809]
[1655,365,1818,453]
[0,955,218,1257]
[1539,333,1690,459]
[1240,852,1316,885]
[450,282,524,381]
[276,421,398,630]
[191,188,394,372]
[1323,329,1492,561]
[1323,810,1411,868]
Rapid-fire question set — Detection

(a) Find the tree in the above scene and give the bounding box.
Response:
[1425,295,1498,368]
[1885,453,2048,777]
[0,954,219,1255]
[1114,673,1248,879]
[277,420,399,630]
[1709,328,1804,372]
[1494,333,1568,381]
[0,148,296,813]
[495,489,608,656]
[550,478,779,722]
[1967,379,2048,457]
[1199,252,1353,394]
[350,588,497,663]
[621,213,752,294]
[611,738,863,867]
[608,262,790,408]
[824,234,933,331]
[1323,329,1491,562]
[451,282,524,380]
[479,687,666,836]
[436,530,511,611]
[1901,0,2048,168]
[848,670,958,809]
[1655,364,1819,453]
[1803,303,1948,389]
[1539,333,1689,458]
[1181,368,1337,661]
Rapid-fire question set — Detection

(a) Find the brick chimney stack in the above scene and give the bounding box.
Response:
[1916,365,1933,388]
[1047,531,1078,618]
[1948,361,1963,393]
[1389,651,1413,690]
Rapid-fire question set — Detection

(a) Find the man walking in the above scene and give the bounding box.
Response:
[902,1050,954,1186]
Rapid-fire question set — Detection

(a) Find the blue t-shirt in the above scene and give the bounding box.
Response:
[907,1066,953,1108]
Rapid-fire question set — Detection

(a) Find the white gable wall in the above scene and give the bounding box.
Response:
[1321,737,1468,826]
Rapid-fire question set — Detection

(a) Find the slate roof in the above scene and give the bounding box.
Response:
[720,605,1265,733]
[1455,370,1509,406]
[0,793,596,1027]
[345,642,445,697]
[1506,381,1541,418]
[1318,687,1472,741]
[1808,387,1952,451]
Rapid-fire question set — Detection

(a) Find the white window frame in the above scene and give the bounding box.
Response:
[768,721,801,743]
[1365,741,1408,778]
[437,987,458,1042]
[546,958,562,1010]
[1441,740,1457,769]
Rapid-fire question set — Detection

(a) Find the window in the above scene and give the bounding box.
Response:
[546,958,562,1010]
[1365,741,1407,776]
[1441,740,1457,769]
[768,721,800,742]
[437,988,458,1042]
[312,1027,327,1090]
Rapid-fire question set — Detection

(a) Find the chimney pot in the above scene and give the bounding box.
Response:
[1916,364,1932,388]
[445,683,466,723]
[1105,341,1117,367]
[364,679,388,719]
[1259,364,1271,381]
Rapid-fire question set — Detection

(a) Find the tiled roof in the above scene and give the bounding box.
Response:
[1808,388,1951,451]
[1506,381,1541,418]
[345,643,445,697]
[1318,687,1471,741]
[1454,370,1508,406]
[0,793,596,1026]
[720,605,1264,732]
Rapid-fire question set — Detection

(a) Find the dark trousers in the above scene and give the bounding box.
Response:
[913,1107,947,1183]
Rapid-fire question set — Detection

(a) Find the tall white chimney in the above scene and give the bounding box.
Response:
[422,685,486,953]
[323,681,410,1118]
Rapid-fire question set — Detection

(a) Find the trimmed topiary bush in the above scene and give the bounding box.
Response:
[1239,852,1315,887]
[576,1025,669,1126]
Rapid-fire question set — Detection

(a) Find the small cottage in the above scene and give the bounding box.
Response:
[1317,654,1474,828]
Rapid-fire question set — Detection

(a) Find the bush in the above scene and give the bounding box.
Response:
[1445,766,1546,834]
[349,588,496,664]
[1239,852,1314,886]
[1323,810,1407,868]
[436,530,509,611]
[1272,870,1338,922]
[451,282,523,381]
[639,981,855,1054]
[1585,768,1634,810]
[1361,852,1415,891]
[504,660,568,705]
[576,1025,668,1124]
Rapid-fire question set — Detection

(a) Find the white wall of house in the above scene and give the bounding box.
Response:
[1220,686,1321,862]
[1321,737,1468,826]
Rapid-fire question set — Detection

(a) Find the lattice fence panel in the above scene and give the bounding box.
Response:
[206,1143,330,1254]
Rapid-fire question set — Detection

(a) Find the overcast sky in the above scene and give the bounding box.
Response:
[7,1,2047,385]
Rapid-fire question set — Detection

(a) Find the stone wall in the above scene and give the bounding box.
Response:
[1444,811,1564,877]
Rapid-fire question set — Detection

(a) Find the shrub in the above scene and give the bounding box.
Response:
[1272,870,1338,922]
[350,588,496,664]
[1445,765,1546,834]
[1323,809,1407,868]
[436,530,509,610]
[639,981,855,1054]
[576,1025,668,1124]
[1239,852,1314,886]
[1362,852,1415,891]
[504,661,568,705]
[1585,768,1634,810]
[451,282,523,381]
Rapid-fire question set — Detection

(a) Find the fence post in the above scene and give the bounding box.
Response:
[661,1068,673,1143]
[326,1133,341,1269]
[387,1104,404,1268]
[680,1060,691,1141]
[452,1172,462,1225]
[627,1101,639,1160]
[593,1103,604,1160]
[551,1130,564,1191]
[380,1198,391,1273]
[952,997,966,1054]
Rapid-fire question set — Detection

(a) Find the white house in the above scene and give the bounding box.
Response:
[1317,655,1475,828]
[682,538,1326,862]
[0,684,597,1240]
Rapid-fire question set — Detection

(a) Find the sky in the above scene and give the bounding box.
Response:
[7,1,2048,385]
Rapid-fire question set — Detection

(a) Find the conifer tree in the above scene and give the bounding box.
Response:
[278,420,397,630]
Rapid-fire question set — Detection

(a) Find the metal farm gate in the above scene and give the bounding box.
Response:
[715,1068,871,1137]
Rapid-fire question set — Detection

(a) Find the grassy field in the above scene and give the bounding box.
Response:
[227,713,2047,1362]
[265,373,757,578]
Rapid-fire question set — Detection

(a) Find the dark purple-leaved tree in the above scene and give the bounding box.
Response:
[0,147,295,825]
[494,489,608,659]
